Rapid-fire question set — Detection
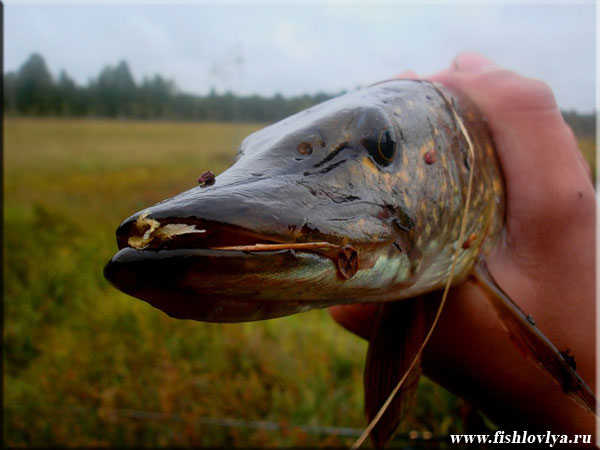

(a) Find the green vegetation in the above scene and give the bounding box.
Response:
[4,118,484,447]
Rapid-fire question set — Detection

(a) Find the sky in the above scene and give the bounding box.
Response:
[4,1,597,112]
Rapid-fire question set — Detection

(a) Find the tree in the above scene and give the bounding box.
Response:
[15,53,55,115]
[136,74,175,118]
[92,61,136,117]
[3,72,18,115]
[56,70,77,115]
[3,52,348,121]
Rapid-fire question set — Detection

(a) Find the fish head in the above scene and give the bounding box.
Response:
[104,80,474,322]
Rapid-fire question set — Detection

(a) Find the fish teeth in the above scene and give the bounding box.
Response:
[158,224,206,239]
[129,212,207,249]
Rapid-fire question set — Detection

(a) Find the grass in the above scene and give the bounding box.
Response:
[3,118,595,447]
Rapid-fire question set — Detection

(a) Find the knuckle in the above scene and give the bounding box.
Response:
[479,70,557,113]
[522,78,556,110]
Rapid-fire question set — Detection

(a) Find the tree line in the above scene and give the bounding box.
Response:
[3,53,596,137]
[3,53,338,122]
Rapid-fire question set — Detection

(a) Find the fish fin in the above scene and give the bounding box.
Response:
[472,258,597,415]
[364,296,439,448]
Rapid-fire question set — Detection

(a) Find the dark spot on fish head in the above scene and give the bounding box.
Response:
[387,205,415,232]
[336,244,358,280]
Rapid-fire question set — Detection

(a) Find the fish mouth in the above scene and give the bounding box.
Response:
[114,211,342,258]
[104,215,363,323]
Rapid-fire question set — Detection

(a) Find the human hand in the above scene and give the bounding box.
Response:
[329,52,596,434]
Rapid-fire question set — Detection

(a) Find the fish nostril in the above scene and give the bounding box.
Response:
[296,134,325,160]
[297,142,313,156]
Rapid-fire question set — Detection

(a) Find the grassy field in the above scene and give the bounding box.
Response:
[3,118,595,447]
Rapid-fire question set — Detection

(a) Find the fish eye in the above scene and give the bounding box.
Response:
[361,126,397,166]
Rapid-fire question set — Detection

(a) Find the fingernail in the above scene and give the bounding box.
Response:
[453,52,499,74]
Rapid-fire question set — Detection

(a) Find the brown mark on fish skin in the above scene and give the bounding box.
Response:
[424,148,437,164]
[462,233,478,249]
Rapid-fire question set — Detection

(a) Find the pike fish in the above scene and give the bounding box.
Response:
[104,79,596,447]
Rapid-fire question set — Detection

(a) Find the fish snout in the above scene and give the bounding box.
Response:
[113,176,330,252]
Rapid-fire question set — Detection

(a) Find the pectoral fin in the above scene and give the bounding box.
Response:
[473,258,597,415]
[364,295,440,448]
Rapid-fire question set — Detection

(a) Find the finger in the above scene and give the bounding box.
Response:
[393,70,419,80]
[426,52,498,85]
[328,304,378,341]
[451,51,500,74]
[575,146,593,182]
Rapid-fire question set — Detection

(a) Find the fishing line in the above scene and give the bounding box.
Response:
[351,82,477,449]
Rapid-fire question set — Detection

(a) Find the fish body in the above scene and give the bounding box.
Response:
[104,80,503,322]
[104,79,595,447]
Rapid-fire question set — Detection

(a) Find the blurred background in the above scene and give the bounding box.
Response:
[3,1,596,447]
